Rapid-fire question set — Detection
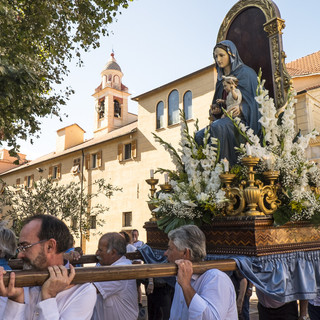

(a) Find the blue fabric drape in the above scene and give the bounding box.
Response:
[139,245,320,302]
[0,258,11,271]
[138,245,176,287]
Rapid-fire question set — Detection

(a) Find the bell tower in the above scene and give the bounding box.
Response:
[92,52,133,137]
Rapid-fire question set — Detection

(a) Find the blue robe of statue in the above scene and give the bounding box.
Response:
[195,40,261,165]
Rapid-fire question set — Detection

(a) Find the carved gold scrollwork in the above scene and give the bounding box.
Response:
[220,173,246,216]
[281,50,293,93]
[263,17,285,37]
[311,187,320,196]
[217,0,278,42]
[258,185,281,214]
[257,171,281,214]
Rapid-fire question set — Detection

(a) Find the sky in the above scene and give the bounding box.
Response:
[13,0,320,160]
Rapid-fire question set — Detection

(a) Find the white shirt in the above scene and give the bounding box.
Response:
[126,243,137,252]
[0,297,7,319]
[3,283,97,320]
[92,256,139,320]
[132,240,144,248]
[169,269,237,320]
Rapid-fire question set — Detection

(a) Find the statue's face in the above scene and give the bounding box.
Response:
[214,47,230,69]
[223,80,232,92]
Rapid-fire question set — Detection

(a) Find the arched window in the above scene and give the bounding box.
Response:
[114,75,120,84]
[183,90,192,120]
[98,99,105,119]
[168,90,179,126]
[156,101,164,129]
[114,100,121,118]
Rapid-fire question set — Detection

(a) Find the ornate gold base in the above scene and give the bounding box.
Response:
[144,217,320,256]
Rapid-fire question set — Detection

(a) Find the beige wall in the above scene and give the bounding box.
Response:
[291,74,320,93]
[56,124,85,152]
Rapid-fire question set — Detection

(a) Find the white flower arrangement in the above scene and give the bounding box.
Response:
[227,70,320,225]
[151,113,227,233]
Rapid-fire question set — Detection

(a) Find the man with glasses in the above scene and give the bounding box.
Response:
[0,214,97,319]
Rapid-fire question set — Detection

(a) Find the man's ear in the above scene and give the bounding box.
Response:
[184,248,191,260]
[111,248,118,257]
[46,238,57,253]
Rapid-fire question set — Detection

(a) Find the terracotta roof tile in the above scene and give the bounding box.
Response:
[286,51,320,76]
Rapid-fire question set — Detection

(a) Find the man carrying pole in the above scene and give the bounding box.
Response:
[0,214,97,319]
[92,232,139,320]
[164,225,238,320]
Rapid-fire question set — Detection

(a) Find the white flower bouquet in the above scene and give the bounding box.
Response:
[227,70,320,225]
[150,112,227,233]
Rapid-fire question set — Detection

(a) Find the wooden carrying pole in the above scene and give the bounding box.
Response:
[8,252,142,270]
[3,259,237,287]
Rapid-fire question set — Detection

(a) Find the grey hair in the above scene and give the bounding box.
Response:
[101,232,126,256]
[168,225,206,262]
[0,226,17,259]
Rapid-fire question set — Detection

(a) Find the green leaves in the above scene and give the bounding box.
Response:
[0,178,121,238]
[0,0,131,151]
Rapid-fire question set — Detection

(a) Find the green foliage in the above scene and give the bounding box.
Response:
[0,178,122,238]
[0,0,131,153]
[273,205,293,226]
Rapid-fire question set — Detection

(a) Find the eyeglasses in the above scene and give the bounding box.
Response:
[17,239,47,253]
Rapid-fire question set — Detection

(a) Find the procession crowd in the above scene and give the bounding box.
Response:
[0,215,319,320]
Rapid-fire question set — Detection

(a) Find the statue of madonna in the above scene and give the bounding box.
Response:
[195,40,261,166]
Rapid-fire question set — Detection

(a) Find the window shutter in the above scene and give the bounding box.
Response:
[97,150,102,168]
[30,174,34,188]
[132,140,137,159]
[118,144,123,161]
[48,166,53,178]
[57,164,61,179]
[16,178,20,186]
[24,176,27,188]
[85,154,90,169]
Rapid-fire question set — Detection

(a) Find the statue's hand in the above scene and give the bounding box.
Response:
[228,105,241,117]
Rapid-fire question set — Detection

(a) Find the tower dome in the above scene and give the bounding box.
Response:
[104,52,122,72]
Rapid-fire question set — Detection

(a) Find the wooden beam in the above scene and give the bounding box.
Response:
[8,252,143,270]
[3,259,237,287]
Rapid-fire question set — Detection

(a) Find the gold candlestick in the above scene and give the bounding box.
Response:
[262,171,280,186]
[146,178,159,197]
[241,156,263,216]
[146,178,159,222]
[219,173,236,187]
[159,182,172,193]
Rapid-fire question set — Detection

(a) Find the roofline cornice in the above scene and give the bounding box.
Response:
[0,127,138,177]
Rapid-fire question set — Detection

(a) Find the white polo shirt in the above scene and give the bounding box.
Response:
[92,256,139,320]
[3,283,96,320]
